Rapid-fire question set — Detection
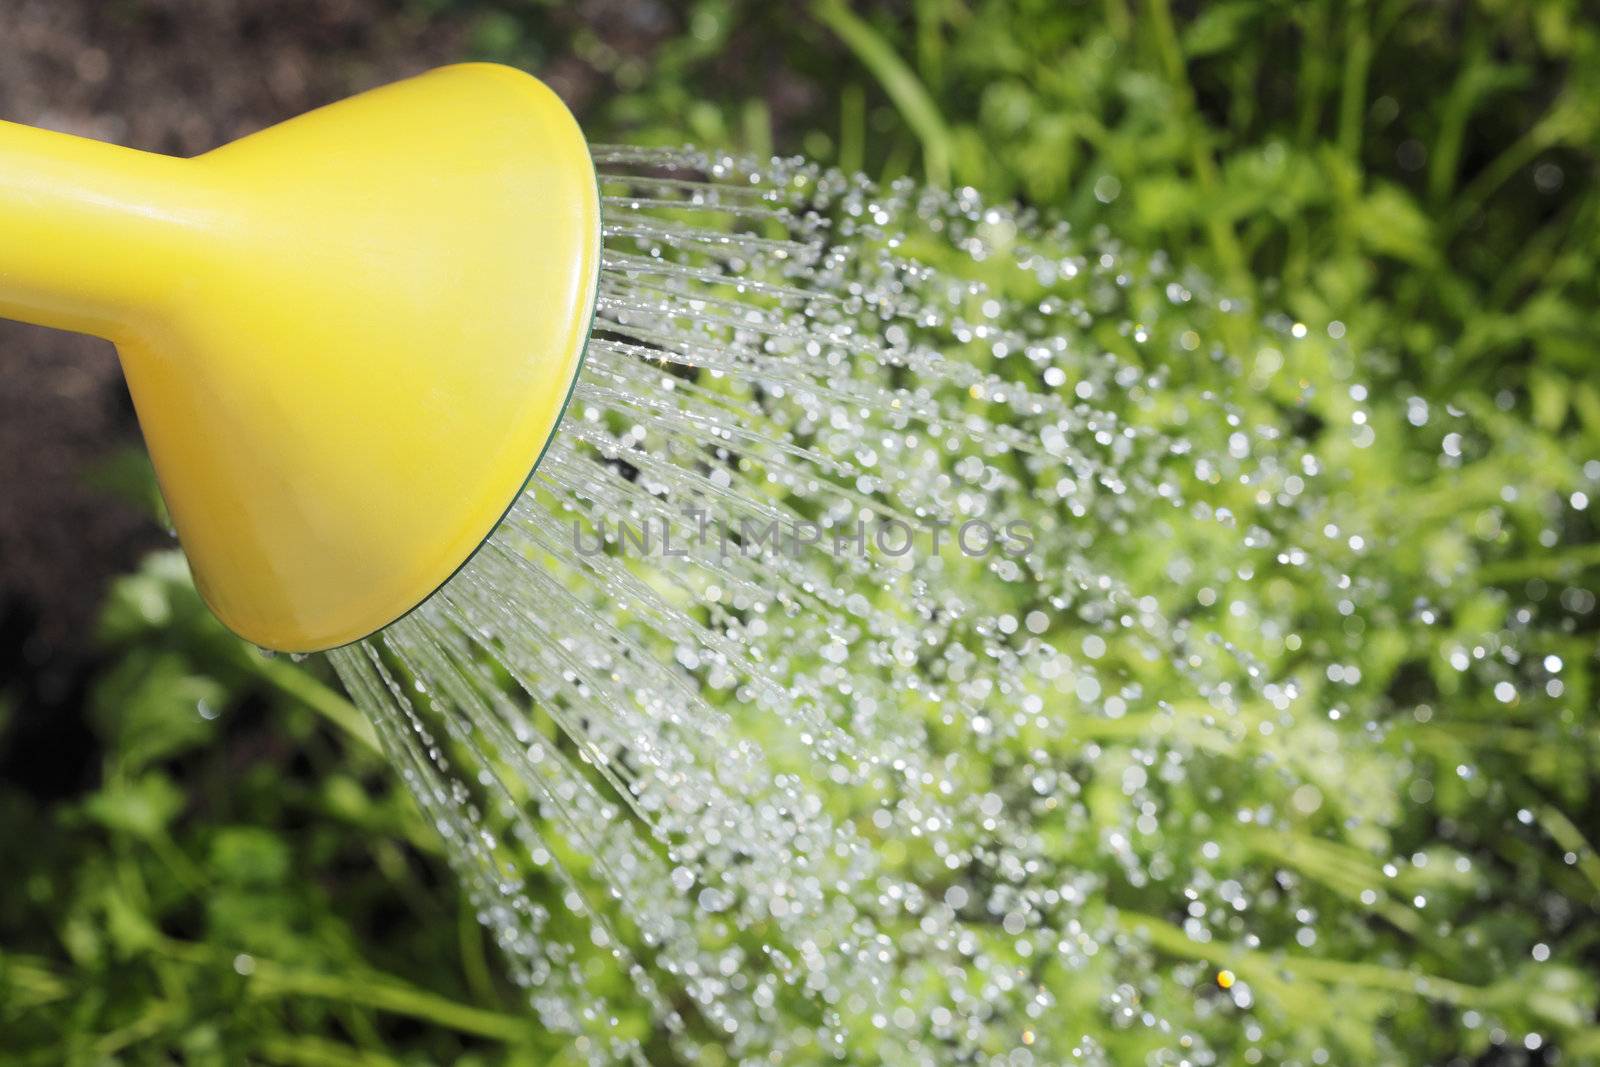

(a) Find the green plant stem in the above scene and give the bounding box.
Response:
[1427,31,1488,207]
[1118,910,1491,1008]
[158,938,527,1041]
[1447,93,1581,234]
[1336,2,1373,160]
[459,896,500,1006]
[815,0,953,187]
[1239,828,1425,937]
[1143,0,1249,297]
[94,1003,178,1057]
[237,645,380,752]
[1538,806,1600,901]
[839,82,866,176]
[257,1036,403,1067]
[1294,0,1332,145]
[0,951,69,1006]
[250,963,528,1040]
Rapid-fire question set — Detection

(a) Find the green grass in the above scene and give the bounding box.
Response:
[2,1,1597,1062]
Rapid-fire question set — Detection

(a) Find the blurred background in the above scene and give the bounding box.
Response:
[1,1,1596,1063]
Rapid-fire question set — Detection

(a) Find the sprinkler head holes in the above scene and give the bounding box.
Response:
[0,65,601,651]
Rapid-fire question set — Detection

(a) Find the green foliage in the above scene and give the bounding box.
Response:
[2,555,562,1063]
[4,1,1599,1062]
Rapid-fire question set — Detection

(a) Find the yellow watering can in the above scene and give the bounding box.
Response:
[0,64,601,653]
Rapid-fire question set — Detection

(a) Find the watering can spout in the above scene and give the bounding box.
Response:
[0,120,210,338]
[0,64,602,653]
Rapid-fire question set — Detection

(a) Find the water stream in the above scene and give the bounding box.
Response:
[325,148,1577,1064]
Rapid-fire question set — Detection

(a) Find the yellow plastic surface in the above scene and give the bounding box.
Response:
[0,64,600,651]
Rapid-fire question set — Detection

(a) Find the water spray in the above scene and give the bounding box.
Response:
[5,60,1576,1063]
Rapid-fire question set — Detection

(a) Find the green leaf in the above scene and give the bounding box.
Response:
[1530,369,1570,431]
[1182,1,1258,59]
[82,773,185,840]
[209,827,292,887]
[1351,183,1437,265]
[90,651,226,770]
